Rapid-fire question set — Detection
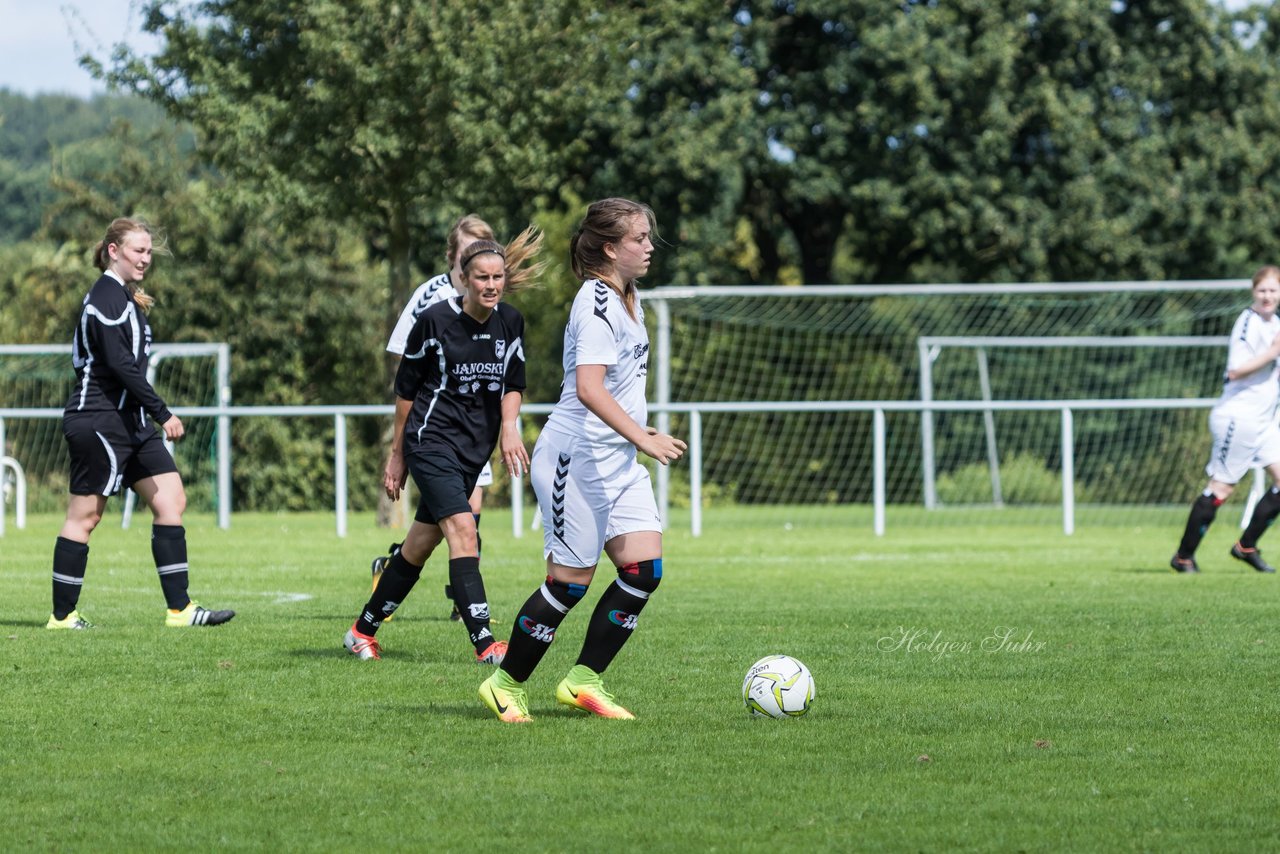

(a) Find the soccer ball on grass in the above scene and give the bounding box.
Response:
[742,654,815,718]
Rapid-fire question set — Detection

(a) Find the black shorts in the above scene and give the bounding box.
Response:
[407,447,481,525]
[63,410,177,496]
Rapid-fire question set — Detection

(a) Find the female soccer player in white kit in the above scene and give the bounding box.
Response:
[480,198,686,722]
[1172,265,1280,574]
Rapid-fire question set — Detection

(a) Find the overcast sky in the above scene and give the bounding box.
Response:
[0,0,1266,101]
[0,0,159,99]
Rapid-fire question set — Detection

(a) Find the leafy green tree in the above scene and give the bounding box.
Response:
[571,0,759,288]
[3,113,388,511]
[94,0,637,383]
[730,0,1280,285]
[0,92,172,242]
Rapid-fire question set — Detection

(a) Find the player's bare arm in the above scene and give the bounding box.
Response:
[383,396,413,499]
[576,364,686,464]
[498,390,529,477]
[1226,330,1280,381]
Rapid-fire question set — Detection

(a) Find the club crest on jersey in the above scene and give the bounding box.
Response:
[495,339,506,359]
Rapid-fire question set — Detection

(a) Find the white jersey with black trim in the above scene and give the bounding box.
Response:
[1216,307,1280,422]
[386,273,457,356]
[543,279,650,447]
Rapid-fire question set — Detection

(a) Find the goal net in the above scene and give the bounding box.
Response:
[0,344,228,516]
[646,282,1244,529]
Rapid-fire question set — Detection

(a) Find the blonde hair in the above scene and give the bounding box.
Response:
[447,214,497,268]
[459,226,546,296]
[569,198,657,320]
[1252,265,1280,288]
[93,217,163,313]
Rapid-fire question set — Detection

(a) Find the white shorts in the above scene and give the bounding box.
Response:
[1206,408,1280,484]
[477,462,493,488]
[531,427,661,568]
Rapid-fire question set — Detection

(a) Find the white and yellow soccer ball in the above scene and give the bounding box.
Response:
[742,654,815,719]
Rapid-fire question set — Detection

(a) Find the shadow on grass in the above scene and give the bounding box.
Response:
[292,613,459,623]
[381,702,591,721]
[289,646,473,665]
[0,619,44,628]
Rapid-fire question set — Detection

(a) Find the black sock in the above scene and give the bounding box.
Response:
[51,536,89,619]
[576,580,652,674]
[152,524,191,610]
[444,516,481,604]
[501,577,586,682]
[357,550,422,635]
[448,555,496,653]
[1177,493,1221,557]
[1241,488,1280,548]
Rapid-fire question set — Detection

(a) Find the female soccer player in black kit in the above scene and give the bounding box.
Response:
[344,228,543,662]
[47,217,235,629]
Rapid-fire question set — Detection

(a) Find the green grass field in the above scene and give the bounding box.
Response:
[2,506,1278,851]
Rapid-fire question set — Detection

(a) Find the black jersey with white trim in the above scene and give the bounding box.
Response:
[63,272,172,431]
[386,272,457,356]
[394,296,526,472]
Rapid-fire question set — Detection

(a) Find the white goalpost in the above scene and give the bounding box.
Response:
[914,334,1266,528]
[643,280,1250,531]
[915,335,1228,509]
[0,343,232,530]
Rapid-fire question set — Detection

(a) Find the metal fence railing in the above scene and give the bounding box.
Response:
[3,396,1243,539]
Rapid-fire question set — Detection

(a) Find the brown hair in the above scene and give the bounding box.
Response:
[569,198,657,319]
[92,217,163,313]
[446,214,497,268]
[1252,265,1280,288]
[459,226,546,296]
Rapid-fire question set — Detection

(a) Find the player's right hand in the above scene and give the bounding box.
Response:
[383,451,408,500]
[639,428,687,466]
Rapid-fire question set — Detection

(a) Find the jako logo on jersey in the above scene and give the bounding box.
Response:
[495,339,506,359]
[633,343,649,360]
[519,615,556,643]
[608,610,638,630]
[468,603,490,620]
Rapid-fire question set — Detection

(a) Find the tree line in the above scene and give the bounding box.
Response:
[3,0,1280,509]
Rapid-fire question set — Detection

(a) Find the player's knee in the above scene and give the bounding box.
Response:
[616,558,662,594]
[74,511,102,537]
[544,575,589,611]
[440,513,478,557]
